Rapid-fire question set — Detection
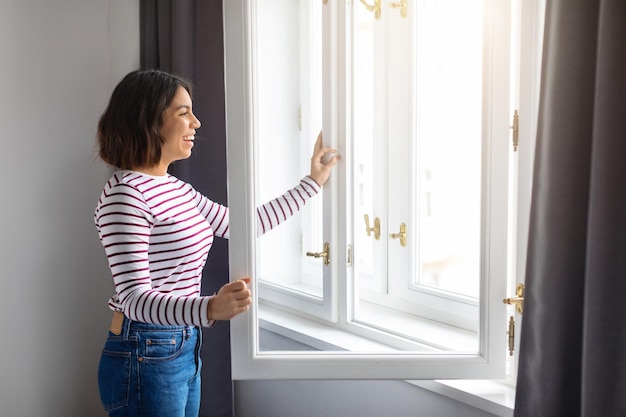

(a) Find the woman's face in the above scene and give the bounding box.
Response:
[157,86,201,171]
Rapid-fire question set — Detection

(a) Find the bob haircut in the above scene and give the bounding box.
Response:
[97,69,193,170]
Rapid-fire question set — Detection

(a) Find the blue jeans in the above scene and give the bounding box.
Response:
[98,316,202,417]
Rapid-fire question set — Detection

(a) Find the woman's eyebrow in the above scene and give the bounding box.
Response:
[173,104,191,111]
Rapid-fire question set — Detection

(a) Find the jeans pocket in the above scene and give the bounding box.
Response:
[139,330,186,361]
[98,348,131,412]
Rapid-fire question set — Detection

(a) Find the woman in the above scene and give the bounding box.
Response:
[94,69,339,416]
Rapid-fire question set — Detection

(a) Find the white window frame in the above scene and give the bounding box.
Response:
[252,0,505,345]
[251,0,337,322]
[225,0,517,380]
[355,0,488,336]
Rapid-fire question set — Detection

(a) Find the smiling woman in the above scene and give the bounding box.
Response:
[93,69,339,417]
[97,71,201,176]
[97,70,192,171]
[150,87,201,175]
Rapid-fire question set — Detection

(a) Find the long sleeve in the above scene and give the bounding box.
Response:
[255,176,321,237]
[94,172,321,327]
[190,176,321,239]
[94,172,213,327]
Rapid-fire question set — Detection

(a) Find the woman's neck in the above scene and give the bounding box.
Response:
[131,163,168,176]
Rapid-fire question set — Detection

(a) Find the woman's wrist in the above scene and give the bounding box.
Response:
[207,297,214,321]
[307,174,322,187]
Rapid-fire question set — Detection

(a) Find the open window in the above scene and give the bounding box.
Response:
[225,0,542,380]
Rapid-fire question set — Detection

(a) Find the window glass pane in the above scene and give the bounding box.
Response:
[414,0,484,298]
[255,0,323,297]
[353,2,377,287]
[352,0,486,349]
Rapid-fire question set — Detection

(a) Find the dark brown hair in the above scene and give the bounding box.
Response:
[97,69,193,169]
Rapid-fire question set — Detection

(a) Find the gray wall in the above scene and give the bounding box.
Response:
[0,1,139,416]
[240,332,500,416]
[235,380,498,417]
[0,1,500,416]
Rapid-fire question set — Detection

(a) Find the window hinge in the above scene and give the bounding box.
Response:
[506,315,515,356]
[347,244,353,266]
[511,109,519,151]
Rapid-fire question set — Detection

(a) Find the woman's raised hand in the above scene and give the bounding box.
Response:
[309,131,340,186]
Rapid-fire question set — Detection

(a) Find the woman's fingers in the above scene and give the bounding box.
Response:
[313,132,337,159]
[314,131,323,151]
[210,279,252,320]
[310,131,340,186]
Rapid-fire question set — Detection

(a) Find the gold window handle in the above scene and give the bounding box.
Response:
[389,0,407,18]
[364,214,381,240]
[389,223,407,247]
[503,283,525,314]
[359,0,381,19]
[306,242,330,266]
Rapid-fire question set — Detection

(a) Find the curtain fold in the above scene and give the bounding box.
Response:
[514,1,626,416]
[140,2,232,417]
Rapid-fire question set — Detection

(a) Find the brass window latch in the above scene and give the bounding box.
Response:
[364,214,381,240]
[503,284,525,355]
[389,0,407,18]
[389,223,407,247]
[503,283,525,314]
[306,242,330,265]
[359,0,382,19]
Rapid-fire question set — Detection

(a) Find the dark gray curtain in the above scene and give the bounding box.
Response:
[140,1,233,416]
[514,1,626,416]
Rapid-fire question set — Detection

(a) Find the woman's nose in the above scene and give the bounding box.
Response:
[192,113,201,128]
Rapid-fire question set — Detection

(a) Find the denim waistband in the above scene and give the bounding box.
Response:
[117,314,196,339]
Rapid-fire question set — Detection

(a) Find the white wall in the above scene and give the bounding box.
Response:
[0,1,139,416]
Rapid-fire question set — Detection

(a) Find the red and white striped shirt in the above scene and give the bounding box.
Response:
[94,170,320,327]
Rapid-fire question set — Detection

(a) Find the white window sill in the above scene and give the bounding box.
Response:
[259,299,478,352]
[258,303,515,417]
[409,380,515,417]
[356,300,478,351]
[259,303,398,352]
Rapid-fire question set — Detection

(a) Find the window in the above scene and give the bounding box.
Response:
[224,0,543,381]
[354,0,488,344]
[253,0,335,321]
